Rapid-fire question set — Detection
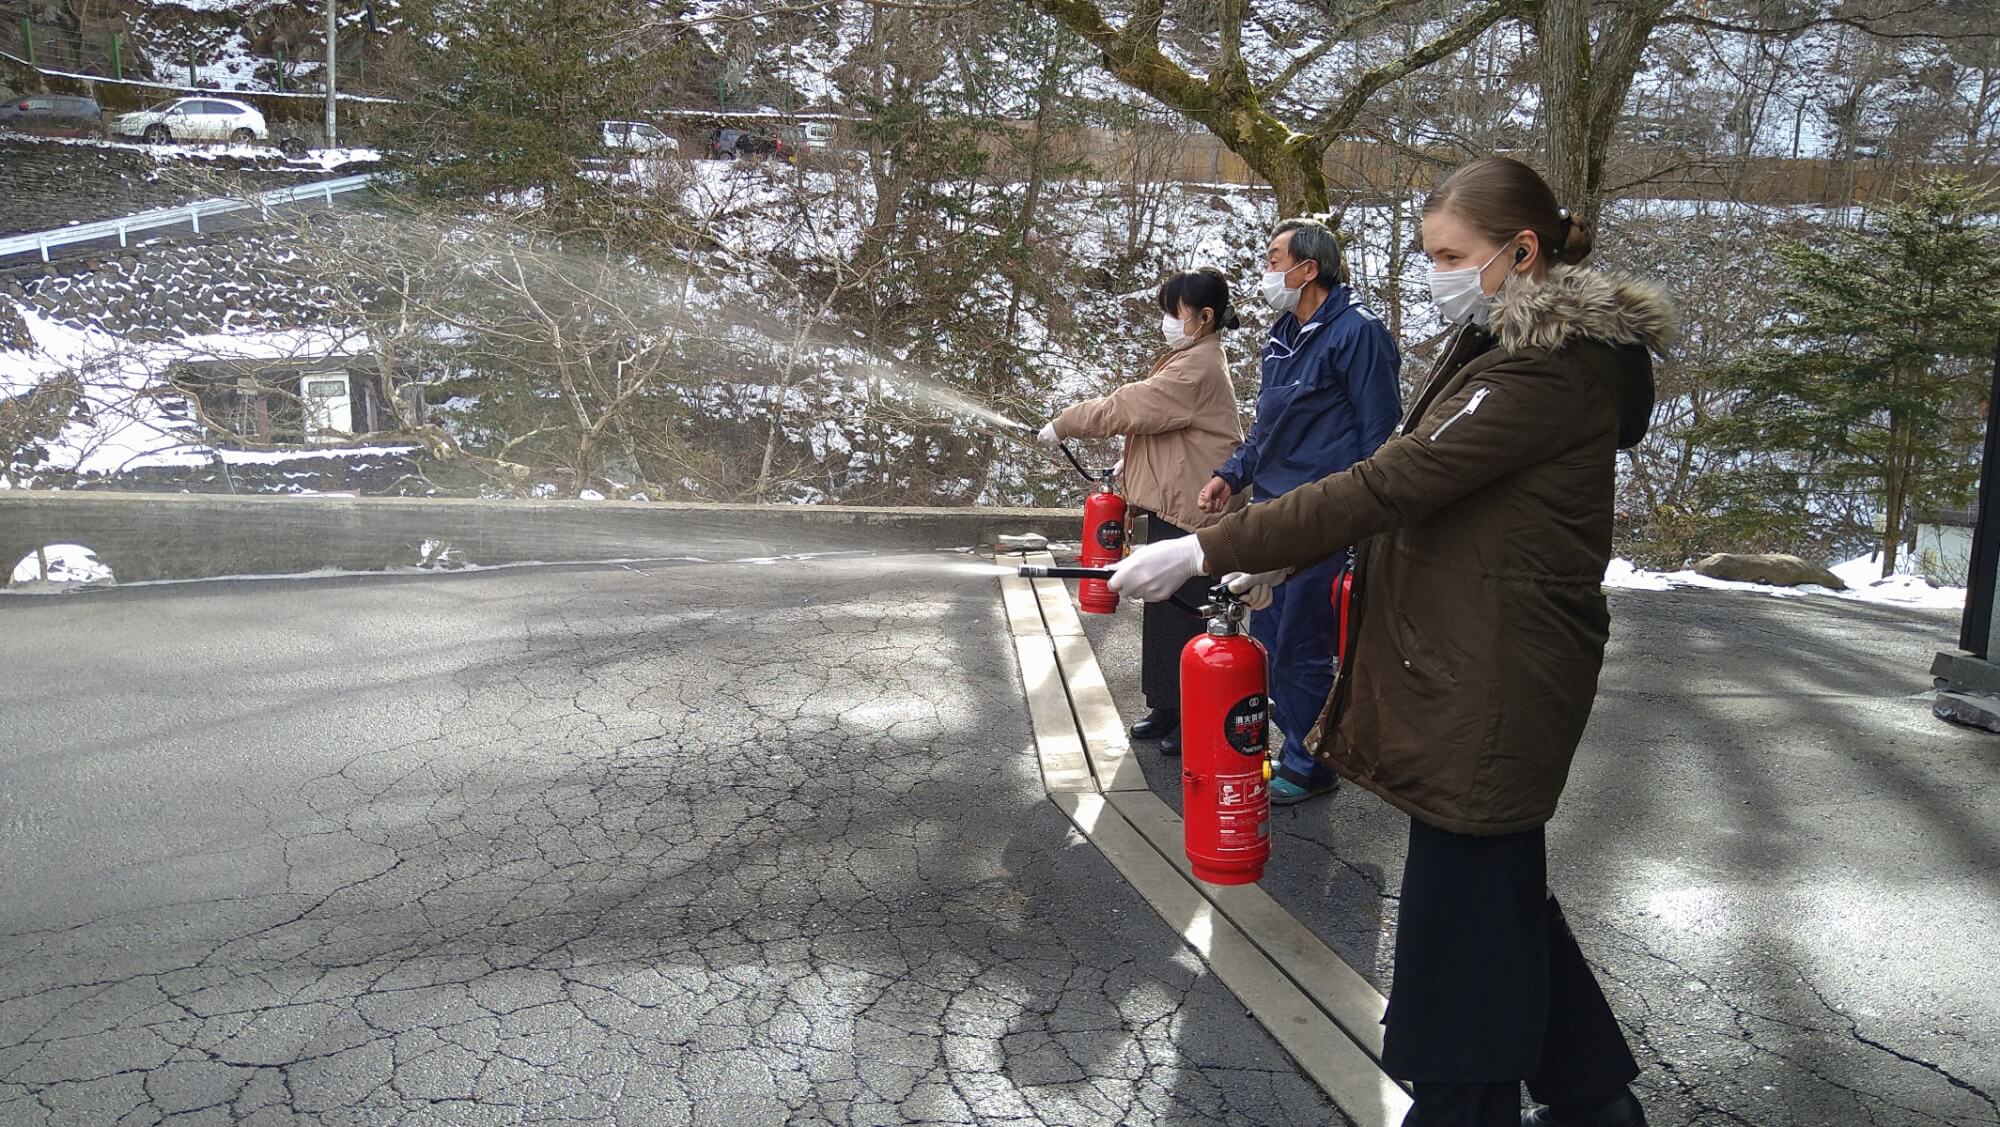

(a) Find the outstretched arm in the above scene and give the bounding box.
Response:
[1197,358,1599,577]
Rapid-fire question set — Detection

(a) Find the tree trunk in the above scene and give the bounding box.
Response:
[1237,128,1329,216]
[1538,0,1593,220]
[1535,0,1670,227]
[753,372,787,502]
[1880,409,1915,578]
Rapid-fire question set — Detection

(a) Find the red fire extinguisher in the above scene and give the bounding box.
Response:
[1075,471,1127,615]
[1180,586,1271,885]
[1334,568,1354,663]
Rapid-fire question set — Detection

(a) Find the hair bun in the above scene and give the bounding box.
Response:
[1553,210,1595,265]
[1222,307,1242,332]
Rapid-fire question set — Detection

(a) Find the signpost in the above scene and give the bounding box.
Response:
[1930,332,2000,731]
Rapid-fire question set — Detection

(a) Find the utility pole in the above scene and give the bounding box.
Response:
[324,0,338,150]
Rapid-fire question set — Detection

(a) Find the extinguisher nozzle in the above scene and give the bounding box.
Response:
[1017,564,1117,581]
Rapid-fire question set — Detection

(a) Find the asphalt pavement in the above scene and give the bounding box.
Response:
[0,557,1340,1126]
[1084,583,2000,1127]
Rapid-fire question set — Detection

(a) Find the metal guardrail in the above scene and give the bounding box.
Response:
[0,173,379,263]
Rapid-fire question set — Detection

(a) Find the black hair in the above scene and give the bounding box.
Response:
[1157,266,1242,334]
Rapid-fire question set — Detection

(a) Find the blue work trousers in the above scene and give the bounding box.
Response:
[1251,551,1346,787]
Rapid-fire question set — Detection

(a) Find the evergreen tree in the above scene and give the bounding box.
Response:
[1704,176,2000,575]
[386,0,686,207]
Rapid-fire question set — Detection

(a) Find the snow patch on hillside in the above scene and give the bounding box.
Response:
[1,301,377,477]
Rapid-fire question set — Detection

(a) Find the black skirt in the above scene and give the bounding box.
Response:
[1139,513,1211,712]
[1381,817,1638,1102]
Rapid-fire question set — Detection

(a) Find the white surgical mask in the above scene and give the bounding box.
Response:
[1259,268,1302,314]
[1162,312,1199,350]
[1427,244,1513,326]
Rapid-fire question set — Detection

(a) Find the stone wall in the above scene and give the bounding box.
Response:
[0,491,1079,582]
[3,222,333,339]
[0,136,361,239]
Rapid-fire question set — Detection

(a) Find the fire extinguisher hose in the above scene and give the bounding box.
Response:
[981,419,1106,484]
[1015,565,1212,617]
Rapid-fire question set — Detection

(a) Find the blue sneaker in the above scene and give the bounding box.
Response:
[1269,776,1337,806]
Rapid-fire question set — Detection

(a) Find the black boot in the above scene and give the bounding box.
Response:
[1521,1091,1648,1127]
[1130,710,1179,740]
[1159,731,1181,757]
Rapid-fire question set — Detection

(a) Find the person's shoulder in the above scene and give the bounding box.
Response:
[1175,333,1229,364]
[1319,297,1390,347]
[1348,295,1387,327]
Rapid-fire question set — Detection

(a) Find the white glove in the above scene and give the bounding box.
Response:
[1037,421,1062,449]
[1107,536,1206,602]
[1222,568,1291,612]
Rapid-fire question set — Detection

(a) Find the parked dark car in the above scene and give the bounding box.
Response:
[708,126,794,164]
[0,93,103,138]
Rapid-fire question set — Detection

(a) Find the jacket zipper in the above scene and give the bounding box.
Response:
[1399,323,1473,436]
[1428,386,1491,442]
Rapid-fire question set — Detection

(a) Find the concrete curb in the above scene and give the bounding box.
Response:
[1000,554,1410,1125]
[0,491,1078,582]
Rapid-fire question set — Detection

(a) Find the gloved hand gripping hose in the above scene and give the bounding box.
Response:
[1016,565,1226,619]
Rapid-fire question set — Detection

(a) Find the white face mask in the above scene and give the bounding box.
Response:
[1259,267,1304,314]
[1162,312,1200,350]
[1427,244,1513,326]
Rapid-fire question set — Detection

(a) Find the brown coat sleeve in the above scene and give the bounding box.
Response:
[1197,356,1599,576]
[1054,350,1207,439]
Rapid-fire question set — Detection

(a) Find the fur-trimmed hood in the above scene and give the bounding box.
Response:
[1491,266,1669,449]
[1491,267,1675,356]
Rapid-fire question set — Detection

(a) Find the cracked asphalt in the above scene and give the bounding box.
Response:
[1087,584,2000,1127]
[0,555,1342,1126]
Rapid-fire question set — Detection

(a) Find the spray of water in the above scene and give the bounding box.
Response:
[277,202,1052,465]
[880,367,1035,436]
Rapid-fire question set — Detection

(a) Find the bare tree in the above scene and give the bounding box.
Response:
[1021,0,1526,214]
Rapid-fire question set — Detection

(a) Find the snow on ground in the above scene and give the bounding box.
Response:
[1,131,383,169]
[213,444,418,465]
[291,148,384,170]
[1604,556,1966,611]
[6,542,114,589]
[0,549,876,595]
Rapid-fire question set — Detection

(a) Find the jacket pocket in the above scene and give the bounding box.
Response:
[1391,612,1459,686]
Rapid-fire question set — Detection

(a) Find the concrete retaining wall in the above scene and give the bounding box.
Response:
[0,492,1078,583]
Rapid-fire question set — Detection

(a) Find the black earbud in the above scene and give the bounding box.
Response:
[1514,246,1528,264]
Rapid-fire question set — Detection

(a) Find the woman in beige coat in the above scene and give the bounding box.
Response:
[1039,267,1246,753]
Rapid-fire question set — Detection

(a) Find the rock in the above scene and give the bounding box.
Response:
[1693,552,1847,591]
[1934,690,2000,734]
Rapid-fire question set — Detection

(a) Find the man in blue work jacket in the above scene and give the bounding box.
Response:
[1197,218,1401,805]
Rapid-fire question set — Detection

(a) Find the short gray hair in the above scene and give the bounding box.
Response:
[1273,218,1347,287]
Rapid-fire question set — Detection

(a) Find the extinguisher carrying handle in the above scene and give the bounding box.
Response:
[1015,564,1215,618]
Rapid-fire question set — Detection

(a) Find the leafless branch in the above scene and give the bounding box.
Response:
[1660,0,1998,41]
[1259,0,1433,98]
[1310,0,1528,143]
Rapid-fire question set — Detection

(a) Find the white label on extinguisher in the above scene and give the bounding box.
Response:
[1213,771,1269,853]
